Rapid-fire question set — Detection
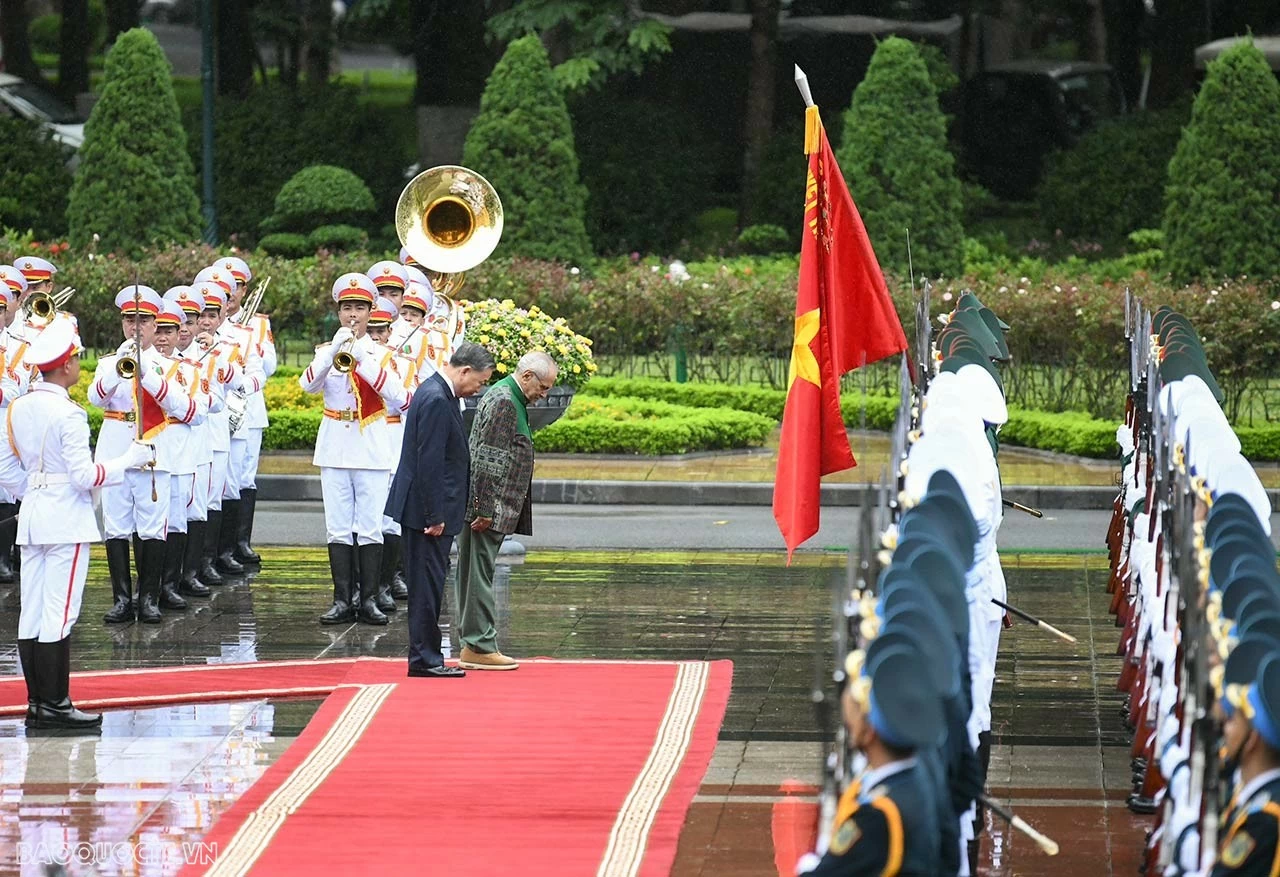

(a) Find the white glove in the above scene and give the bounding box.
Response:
[332,326,354,347]
[138,363,165,395]
[123,441,155,470]
[116,340,138,359]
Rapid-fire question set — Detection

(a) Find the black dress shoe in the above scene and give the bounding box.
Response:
[407,665,465,678]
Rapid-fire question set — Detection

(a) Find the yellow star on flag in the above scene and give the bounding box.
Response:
[787,308,821,392]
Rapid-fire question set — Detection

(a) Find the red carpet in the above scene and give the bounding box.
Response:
[1,656,730,875]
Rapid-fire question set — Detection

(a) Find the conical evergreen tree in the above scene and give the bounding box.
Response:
[463,34,592,266]
[835,37,963,278]
[67,28,201,253]
[1162,39,1280,282]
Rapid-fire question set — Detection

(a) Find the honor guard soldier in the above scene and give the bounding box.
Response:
[152,298,209,603]
[0,316,153,728]
[195,264,265,576]
[1216,654,1280,874]
[167,285,221,597]
[301,274,409,626]
[0,266,26,583]
[370,295,417,606]
[90,286,200,624]
[191,281,242,585]
[800,641,945,875]
[220,256,274,566]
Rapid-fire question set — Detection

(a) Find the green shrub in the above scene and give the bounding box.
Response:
[259,233,313,259]
[307,223,368,253]
[263,409,323,451]
[836,37,964,278]
[1038,103,1190,246]
[29,1,106,56]
[570,96,717,254]
[1000,408,1117,458]
[737,224,792,255]
[462,35,592,267]
[535,396,775,454]
[183,84,413,243]
[269,165,375,233]
[0,118,73,238]
[690,207,739,256]
[66,28,201,254]
[1163,40,1280,282]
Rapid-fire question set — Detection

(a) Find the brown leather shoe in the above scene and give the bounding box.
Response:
[459,646,519,671]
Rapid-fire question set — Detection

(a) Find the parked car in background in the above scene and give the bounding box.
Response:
[0,73,85,151]
[960,60,1126,200]
[139,0,197,24]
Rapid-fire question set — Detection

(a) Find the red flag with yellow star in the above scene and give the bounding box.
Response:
[773,105,908,560]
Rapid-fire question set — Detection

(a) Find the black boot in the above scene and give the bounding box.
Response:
[28,638,101,730]
[103,538,135,623]
[216,499,246,575]
[136,539,164,623]
[357,543,389,625]
[159,535,189,609]
[233,487,262,565]
[17,638,37,718]
[0,502,15,583]
[319,543,357,624]
[178,525,211,596]
[376,534,398,613]
[385,533,408,600]
[200,511,225,585]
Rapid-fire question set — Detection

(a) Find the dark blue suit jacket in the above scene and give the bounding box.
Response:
[385,372,469,535]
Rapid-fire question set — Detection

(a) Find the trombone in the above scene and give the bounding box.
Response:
[237,276,270,325]
[23,286,75,322]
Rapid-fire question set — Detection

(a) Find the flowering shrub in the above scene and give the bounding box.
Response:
[459,298,597,390]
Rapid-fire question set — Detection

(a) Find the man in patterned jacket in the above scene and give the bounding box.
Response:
[457,351,557,671]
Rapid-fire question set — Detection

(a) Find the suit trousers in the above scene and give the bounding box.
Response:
[455,526,505,652]
[102,469,171,540]
[404,528,453,670]
[18,542,90,642]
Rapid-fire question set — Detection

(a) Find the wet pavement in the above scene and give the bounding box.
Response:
[0,549,1143,876]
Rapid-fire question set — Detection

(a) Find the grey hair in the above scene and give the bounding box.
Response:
[448,341,496,372]
[518,351,558,380]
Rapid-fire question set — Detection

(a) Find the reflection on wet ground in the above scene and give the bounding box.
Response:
[0,549,1143,875]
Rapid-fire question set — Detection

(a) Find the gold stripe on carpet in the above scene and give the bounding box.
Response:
[597,661,710,877]
[202,683,394,877]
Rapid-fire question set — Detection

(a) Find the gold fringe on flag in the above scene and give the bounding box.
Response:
[803,105,822,156]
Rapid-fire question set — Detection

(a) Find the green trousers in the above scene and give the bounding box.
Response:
[455,526,505,653]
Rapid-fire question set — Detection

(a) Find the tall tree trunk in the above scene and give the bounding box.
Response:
[104,0,138,43]
[1146,0,1200,108]
[216,0,255,98]
[413,1,492,168]
[58,0,91,102]
[303,0,332,83]
[739,0,781,227]
[0,0,48,84]
[1102,0,1144,108]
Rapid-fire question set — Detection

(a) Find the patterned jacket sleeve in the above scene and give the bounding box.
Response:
[468,389,519,521]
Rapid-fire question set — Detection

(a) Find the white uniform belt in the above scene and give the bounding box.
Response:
[28,472,71,489]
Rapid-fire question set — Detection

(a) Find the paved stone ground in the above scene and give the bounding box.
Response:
[0,548,1148,875]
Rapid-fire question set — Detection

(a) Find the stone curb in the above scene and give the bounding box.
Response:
[252,474,1247,511]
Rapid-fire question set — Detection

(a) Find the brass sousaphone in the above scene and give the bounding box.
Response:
[395,165,503,341]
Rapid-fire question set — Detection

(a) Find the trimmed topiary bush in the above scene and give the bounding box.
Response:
[737,224,792,255]
[0,118,73,238]
[66,28,201,253]
[1038,102,1190,247]
[258,233,313,259]
[836,37,964,278]
[307,223,368,253]
[462,34,592,267]
[269,165,375,233]
[1162,40,1280,282]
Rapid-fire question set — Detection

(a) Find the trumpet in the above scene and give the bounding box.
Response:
[332,317,359,374]
[116,343,139,380]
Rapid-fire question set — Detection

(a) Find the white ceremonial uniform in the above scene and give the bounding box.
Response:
[215,320,265,499]
[0,385,140,641]
[89,347,198,540]
[201,341,239,513]
[300,334,408,545]
[182,341,226,522]
[156,353,208,534]
[229,309,275,491]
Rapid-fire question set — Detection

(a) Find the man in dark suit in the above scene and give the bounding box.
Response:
[386,341,495,678]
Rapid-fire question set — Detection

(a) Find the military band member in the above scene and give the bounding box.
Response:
[301,274,409,626]
[152,299,209,604]
[0,266,26,584]
[368,260,409,320]
[15,255,57,307]
[370,295,418,605]
[392,282,435,380]
[89,286,200,624]
[0,316,153,728]
[221,256,274,566]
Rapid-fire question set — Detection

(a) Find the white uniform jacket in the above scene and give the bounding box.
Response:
[300,335,409,471]
[228,311,275,430]
[150,354,208,475]
[89,347,198,472]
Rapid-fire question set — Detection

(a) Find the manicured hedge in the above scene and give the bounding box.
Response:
[535,396,774,455]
